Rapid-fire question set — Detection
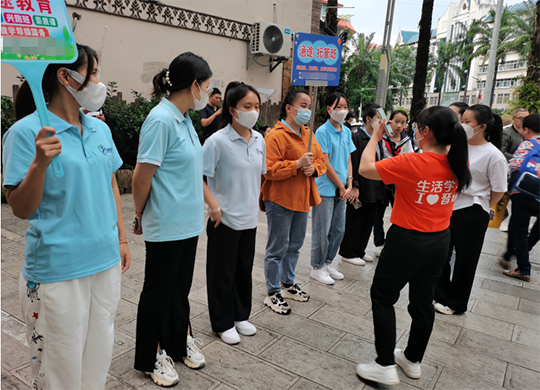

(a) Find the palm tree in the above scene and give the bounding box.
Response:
[469,8,515,105]
[506,0,537,57]
[527,0,540,87]
[410,0,434,125]
[388,44,415,108]
[433,40,463,104]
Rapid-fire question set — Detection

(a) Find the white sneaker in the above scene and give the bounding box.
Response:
[281,283,310,302]
[356,360,400,386]
[375,246,384,257]
[183,335,205,369]
[264,292,291,315]
[310,267,334,285]
[394,348,421,379]
[324,264,344,280]
[434,302,455,315]
[499,220,509,232]
[146,349,179,387]
[219,327,241,344]
[341,256,366,266]
[362,254,375,262]
[235,320,257,336]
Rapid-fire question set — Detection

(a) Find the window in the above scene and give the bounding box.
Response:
[497,94,503,104]
[503,93,510,102]
[476,81,486,90]
[471,96,477,104]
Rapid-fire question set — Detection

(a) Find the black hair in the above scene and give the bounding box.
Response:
[362,103,381,124]
[418,106,472,192]
[15,44,97,120]
[466,104,503,149]
[345,112,356,121]
[152,52,212,99]
[279,88,310,120]
[326,92,348,119]
[449,102,469,116]
[523,114,540,134]
[390,109,409,121]
[219,81,261,128]
[211,88,222,96]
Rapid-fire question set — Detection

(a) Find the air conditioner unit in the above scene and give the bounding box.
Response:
[250,21,293,58]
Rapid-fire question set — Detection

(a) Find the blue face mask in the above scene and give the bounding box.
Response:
[290,106,311,126]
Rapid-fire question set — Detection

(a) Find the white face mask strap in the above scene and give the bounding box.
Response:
[65,68,86,85]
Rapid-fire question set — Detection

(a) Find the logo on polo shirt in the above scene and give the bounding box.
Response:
[256,148,263,155]
[98,145,114,155]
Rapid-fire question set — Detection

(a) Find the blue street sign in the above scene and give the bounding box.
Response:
[291,33,342,87]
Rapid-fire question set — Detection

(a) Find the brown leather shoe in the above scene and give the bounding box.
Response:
[503,269,530,282]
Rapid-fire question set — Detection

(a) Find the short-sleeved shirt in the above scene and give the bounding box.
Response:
[314,120,356,196]
[200,104,222,141]
[203,124,266,230]
[137,98,204,242]
[376,152,458,232]
[453,143,507,214]
[2,110,123,283]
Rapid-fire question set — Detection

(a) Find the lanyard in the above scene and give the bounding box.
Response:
[361,127,380,159]
[282,120,302,137]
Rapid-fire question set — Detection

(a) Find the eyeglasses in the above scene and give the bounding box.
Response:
[412,122,423,132]
[514,116,526,120]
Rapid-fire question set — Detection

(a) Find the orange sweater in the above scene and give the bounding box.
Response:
[261,120,327,212]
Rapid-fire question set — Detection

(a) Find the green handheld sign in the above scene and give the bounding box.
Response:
[1,0,79,178]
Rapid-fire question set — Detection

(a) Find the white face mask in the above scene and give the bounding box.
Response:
[234,108,259,129]
[414,127,424,149]
[192,82,209,111]
[461,123,482,140]
[330,109,348,123]
[61,69,107,112]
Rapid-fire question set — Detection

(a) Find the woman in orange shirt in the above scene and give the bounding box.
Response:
[261,89,326,315]
[356,106,471,386]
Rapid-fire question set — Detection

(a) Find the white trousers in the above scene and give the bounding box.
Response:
[19,263,121,390]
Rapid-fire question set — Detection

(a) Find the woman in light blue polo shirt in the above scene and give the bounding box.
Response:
[132,52,218,387]
[203,82,266,345]
[2,44,131,390]
[310,92,357,285]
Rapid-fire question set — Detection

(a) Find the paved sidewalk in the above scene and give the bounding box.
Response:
[2,194,539,390]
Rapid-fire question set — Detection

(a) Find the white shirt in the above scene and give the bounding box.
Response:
[203,124,266,230]
[453,142,508,214]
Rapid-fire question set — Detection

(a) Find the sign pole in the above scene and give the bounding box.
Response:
[307,86,318,152]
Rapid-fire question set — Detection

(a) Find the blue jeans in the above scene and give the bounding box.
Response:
[264,201,309,294]
[311,196,347,269]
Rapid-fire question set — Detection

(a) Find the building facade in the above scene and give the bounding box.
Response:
[396,0,531,112]
[1,0,319,104]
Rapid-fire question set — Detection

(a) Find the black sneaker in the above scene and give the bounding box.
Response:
[281,283,310,302]
[264,292,291,315]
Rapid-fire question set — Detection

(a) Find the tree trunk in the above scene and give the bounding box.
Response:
[527,1,540,84]
[327,0,338,36]
[489,58,500,106]
[462,63,471,103]
[409,0,434,128]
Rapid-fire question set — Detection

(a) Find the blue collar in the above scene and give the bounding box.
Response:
[225,124,260,143]
[33,109,97,136]
[160,97,189,124]
[281,119,302,136]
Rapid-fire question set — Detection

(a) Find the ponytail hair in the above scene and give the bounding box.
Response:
[219,81,261,128]
[279,88,309,120]
[152,52,212,99]
[466,104,503,149]
[14,44,97,120]
[418,106,472,192]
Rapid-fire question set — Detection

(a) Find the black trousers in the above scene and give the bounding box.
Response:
[134,237,198,372]
[434,205,489,313]
[505,194,540,275]
[371,224,449,366]
[339,202,377,259]
[373,194,394,247]
[206,220,256,333]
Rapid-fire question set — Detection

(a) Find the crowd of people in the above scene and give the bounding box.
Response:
[2,46,539,389]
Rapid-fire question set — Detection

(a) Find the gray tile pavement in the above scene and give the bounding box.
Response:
[2,195,539,389]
